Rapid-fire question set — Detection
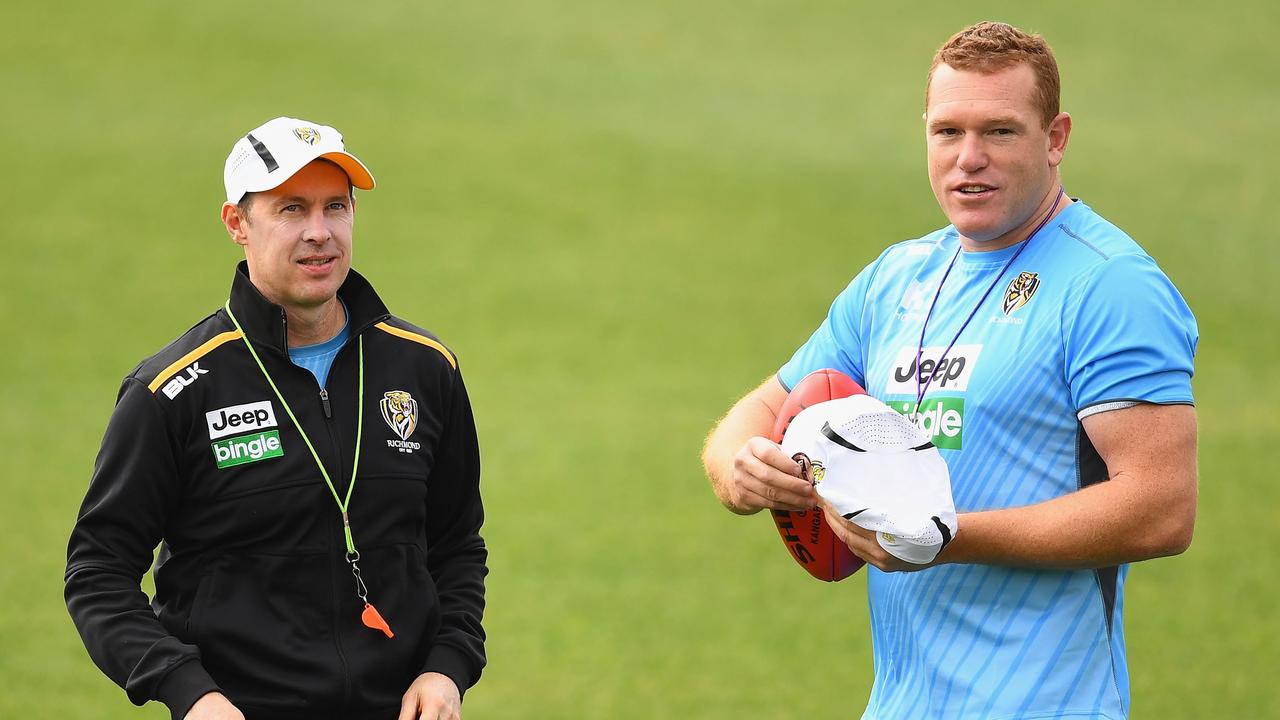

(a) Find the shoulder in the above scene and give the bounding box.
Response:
[129,309,239,399]
[839,227,954,297]
[1049,201,1154,269]
[368,316,460,372]
[879,227,954,267]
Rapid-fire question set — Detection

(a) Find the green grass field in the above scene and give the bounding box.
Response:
[3,2,1276,717]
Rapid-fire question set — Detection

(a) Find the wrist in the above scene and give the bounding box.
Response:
[935,513,979,566]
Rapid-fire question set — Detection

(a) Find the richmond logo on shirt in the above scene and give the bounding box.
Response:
[1002,271,1040,315]
[883,345,981,450]
[381,390,422,454]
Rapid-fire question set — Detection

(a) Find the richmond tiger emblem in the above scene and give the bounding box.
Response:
[1002,271,1040,315]
[380,391,418,441]
[293,126,321,145]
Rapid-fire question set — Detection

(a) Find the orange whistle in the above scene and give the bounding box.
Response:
[361,602,394,638]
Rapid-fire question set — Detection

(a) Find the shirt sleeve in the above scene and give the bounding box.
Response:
[65,377,220,720]
[1062,252,1198,414]
[420,367,488,695]
[778,252,887,391]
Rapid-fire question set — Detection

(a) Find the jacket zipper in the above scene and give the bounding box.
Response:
[322,346,353,707]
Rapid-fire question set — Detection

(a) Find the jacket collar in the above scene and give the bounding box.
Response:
[227,261,391,355]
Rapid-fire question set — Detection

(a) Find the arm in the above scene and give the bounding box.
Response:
[701,375,818,515]
[418,370,487,698]
[64,377,222,718]
[825,402,1197,571]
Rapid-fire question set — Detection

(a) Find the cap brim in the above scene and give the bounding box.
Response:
[320,151,376,190]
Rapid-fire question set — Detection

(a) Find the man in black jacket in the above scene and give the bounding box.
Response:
[66,117,487,720]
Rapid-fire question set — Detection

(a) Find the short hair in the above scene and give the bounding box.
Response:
[235,158,355,222]
[926,21,1061,129]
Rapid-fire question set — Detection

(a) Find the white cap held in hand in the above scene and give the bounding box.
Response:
[781,394,957,565]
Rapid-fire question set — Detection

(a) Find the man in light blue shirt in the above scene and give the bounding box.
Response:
[702,21,1197,719]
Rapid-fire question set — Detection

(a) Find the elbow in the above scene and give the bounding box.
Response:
[1153,521,1194,558]
[1145,501,1197,559]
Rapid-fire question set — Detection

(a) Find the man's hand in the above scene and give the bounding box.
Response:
[726,436,818,513]
[704,375,809,514]
[398,672,462,720]
[184,692,244,720]
[822,502,946,573]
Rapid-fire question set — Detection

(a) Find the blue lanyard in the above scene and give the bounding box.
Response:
[913,187,1066,418]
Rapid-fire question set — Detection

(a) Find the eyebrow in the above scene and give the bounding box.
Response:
[927,115,1028,131]
[984,116,1027,127]
[272,194,351,205]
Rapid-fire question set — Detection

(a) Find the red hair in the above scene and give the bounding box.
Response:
[927,22,1061,128]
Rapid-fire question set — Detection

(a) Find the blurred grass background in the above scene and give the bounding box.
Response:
[2,1,1275,717]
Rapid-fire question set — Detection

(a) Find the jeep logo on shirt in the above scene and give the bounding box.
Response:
[206,401,278,440]
[884,345,983,395]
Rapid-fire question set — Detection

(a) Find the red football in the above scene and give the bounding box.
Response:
[768,369,867,582]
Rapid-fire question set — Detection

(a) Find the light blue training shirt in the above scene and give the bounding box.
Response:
[779,200,1197,720]
[288,303,350,388]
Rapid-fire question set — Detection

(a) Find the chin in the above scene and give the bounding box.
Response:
[950,212,1015,244]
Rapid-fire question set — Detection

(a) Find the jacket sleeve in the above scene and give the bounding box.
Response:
[65,376,219,720]
[421,368,488,695]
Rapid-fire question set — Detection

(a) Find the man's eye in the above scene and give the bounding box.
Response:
[328,202,348,211]
[936,128,960,136]
[993,128,1015,136]
[281,204,302,213]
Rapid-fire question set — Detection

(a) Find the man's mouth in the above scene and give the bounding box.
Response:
[955,184,995,195]
[298,257,335,267]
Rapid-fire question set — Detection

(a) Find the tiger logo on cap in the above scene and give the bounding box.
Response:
[380,391,418,441]
[1002,271,1040,315]
[293,126,321,145]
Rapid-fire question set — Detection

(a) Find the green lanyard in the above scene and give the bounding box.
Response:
[223,301,394,638]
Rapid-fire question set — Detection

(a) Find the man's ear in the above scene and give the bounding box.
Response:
[221,202,250,247]
[1047,112,1072,168]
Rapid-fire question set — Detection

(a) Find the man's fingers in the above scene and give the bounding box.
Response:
[737,459,816,510]
[823,504,880,555]
[745,436,805,476]
[397,697,419,720]
[822,503,918,572]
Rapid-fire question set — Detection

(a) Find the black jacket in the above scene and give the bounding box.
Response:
[66,263,486,720]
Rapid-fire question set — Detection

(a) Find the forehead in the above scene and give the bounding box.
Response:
[263,159,352,200]
[926,63,1039,122]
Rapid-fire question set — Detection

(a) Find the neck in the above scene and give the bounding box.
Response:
[960,184,1069,253]
[284,298,346,347]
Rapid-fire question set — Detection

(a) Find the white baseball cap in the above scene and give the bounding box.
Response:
[223,116,376,204]
[781,394,958,565]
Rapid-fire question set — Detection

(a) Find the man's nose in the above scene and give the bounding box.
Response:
[300,208,331,243]
[956,136,988,173]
